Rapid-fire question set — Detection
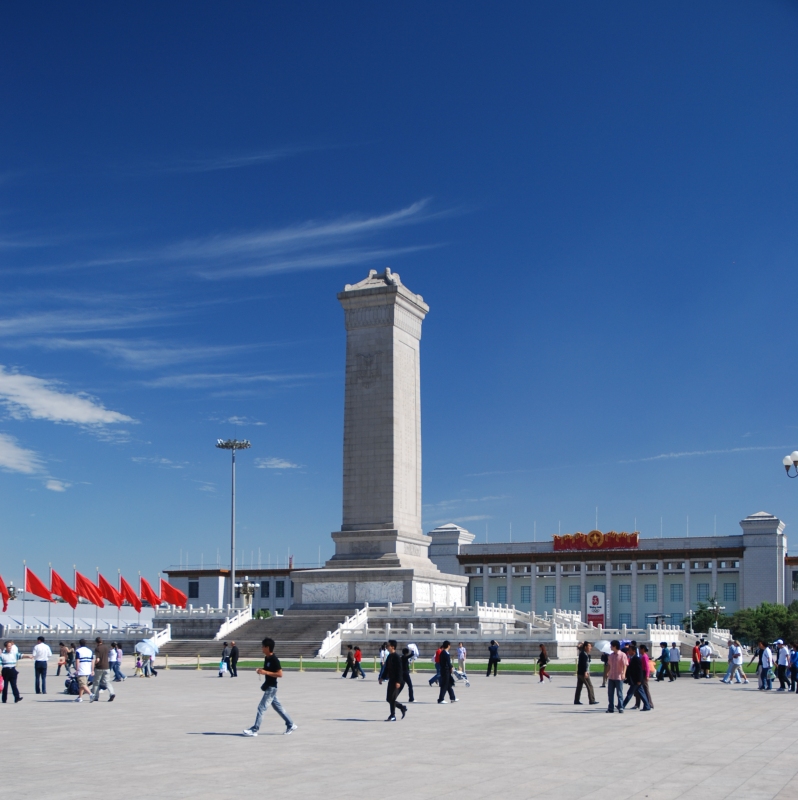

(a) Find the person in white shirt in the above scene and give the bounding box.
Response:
[32,636,53,695]
[407,643,419,662]
[74,638,95,702]
[668,644,681,678]
[721,639,748,684]
[759,641,774,691]
[2,639,30,703]
[699,641,712,678]
[457,642,467,677]
[775,640,790,691]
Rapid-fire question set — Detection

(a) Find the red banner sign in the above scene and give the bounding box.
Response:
[553,530,639,551]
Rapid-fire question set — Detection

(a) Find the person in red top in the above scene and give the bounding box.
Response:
[692,640,701,679]
[353,646,365,679]
[428,647,442,686]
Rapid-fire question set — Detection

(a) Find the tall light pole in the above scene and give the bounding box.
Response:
[216,438,251,609]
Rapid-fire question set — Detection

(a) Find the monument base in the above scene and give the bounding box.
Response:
[290,565,468,610]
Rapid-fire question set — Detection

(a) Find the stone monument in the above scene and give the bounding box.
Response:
[292,268,468,608]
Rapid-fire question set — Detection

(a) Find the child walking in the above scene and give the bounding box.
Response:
[538,644,552,682]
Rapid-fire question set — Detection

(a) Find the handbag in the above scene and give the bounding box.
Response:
[219,660,228,673]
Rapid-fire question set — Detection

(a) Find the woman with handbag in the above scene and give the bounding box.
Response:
[538,643,552,683]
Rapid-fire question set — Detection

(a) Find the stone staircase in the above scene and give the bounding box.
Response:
[160,609,350,660]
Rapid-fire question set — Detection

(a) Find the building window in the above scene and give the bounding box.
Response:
[586,564,605,572]
[613,563,631,571]
[793,571,798,592]
[188,581,199,599]
[276,580,285,598]
[521,586,531,603]
[291,581,294,598]
[723,583,737,601]
[276,608,284,615]
[593,584,605,593]
[473,586,483,602]
[568,585,580,603]
[671,612,684,627]
[697,583,710,601]
[619,585,631,603]
[692,561,711,570]
[496,586,507,604]
[544,586,555,603]
[261,581,270,598]
[670,583,683,602]
[619,613,631,627]
[235,586,240,599]
[538,565,554,573]
[644,584,657,603]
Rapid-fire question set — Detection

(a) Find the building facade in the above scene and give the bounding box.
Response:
[426,512,789,628]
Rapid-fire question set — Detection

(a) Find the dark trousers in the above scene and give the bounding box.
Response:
[656,663,673,682]
[230,659,238,677]
[574,673,595,703]
[791,666,798,692]
[672,661,680,677]
[34,661,47,693]
[342,661,353,678]
[223,657,231,676]
[438,673,456,702]
[56,662,64,676]
[388,682,406,718]
[692,661,701,678]
[777,664,788,689]
[402,673,414,701]
[622,683,651,710]
[1,667,21,702]
[486,658,499,677]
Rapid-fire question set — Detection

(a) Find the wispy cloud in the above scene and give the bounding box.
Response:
[45,479,70,492]
[194,480,216,493]
[0,432,43,474]
[424,495,510,510]
[152,146,316,174]
[132,456,186,469]
[617,445,788,464]
[0,310,166,338]
[254,457,302,470]
[431,514,491,526]
[215,415,267,427]
[143,372,321,389]
[0,366,133,426]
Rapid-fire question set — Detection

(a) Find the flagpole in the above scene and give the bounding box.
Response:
[117,569,121,631]
[22,561,26,633]
[48,562,52,630]
[95,567,99,631]
[137,571,141,627]
[72,564,76,634]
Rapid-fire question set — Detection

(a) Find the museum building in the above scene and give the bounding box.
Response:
[425,511,793,628]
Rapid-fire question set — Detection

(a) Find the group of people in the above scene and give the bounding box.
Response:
[746,639,798,691]
[219,641,240,677]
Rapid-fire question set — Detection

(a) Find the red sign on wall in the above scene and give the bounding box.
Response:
[553,530,639,552]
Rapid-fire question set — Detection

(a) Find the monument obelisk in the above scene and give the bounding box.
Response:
[292,268,467,608]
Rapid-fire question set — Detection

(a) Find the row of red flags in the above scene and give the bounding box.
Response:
[0,568,187,613]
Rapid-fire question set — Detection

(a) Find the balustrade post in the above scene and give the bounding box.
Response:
[408,622,414,637]
[387,602,392,615]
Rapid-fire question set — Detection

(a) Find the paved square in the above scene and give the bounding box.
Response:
[5,661,798,800]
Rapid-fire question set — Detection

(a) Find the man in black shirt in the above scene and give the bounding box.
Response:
[400,647,415,702]
[437,640,457,704]
[229,641,239,678]
[574,642,598,705]
[380,639,407,721]
[243,637,297,736]
[621,645,651,711]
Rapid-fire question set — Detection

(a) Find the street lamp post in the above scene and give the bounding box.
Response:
[782,451,798,477]
[216,438,251,609]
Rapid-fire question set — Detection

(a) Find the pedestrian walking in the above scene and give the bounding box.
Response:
[429,646,442,686]
[574,642,598,705]
[669,643,681,677]
[57,642,68,676]
[759,640,774,690]
[401,647,415,702]
[74,639,94,702]
[91,637,116,703]
[378,642,389,681]
[486,640,500,677]
[775,640,789,690]
[32,636,52,694]
[437,641,457,704]
[380,640,407,721]
[691,640,701,678]
[606,640,628,714]
[230,641,240,678]
[721,640,747,684]
[538,644,551,683]
[342,645,355,678]
[220,642,231,677]
[457,642,467,678]
[790,643,798,692]
[242,637,297,737]
[600,650,609,687]
[112,643,126,682]
[1,640,27,703]
[66,643,76,672]
[699,640,712,678]
[656,642,673,682]
[622,644,651,711]
[638,644,655,708]
[353,646,366,678]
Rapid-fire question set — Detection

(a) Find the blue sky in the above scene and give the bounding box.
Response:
[1,2,797,583]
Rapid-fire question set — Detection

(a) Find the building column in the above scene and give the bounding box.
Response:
[506,563,513,607]
[684,560,691,630]
[605,561,613,628]
[657,560,664,619]
[711,560,718,601]
[555,563,562,610]
[738,557,744,610]
[631,562,639,628]
[530,565,536,616]
[482,565,489,604]
[580,563,587,621]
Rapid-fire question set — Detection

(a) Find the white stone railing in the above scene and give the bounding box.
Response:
[2,622,158,637]
[151,624,172,647]
[318,606,369,658]
[213,606,253,640]
[154,604,236,619]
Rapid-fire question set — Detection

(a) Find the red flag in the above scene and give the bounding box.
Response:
[98,574,122,608]
[75,571,104,607]
[140,577,161,607]
[50,569,78,609]
[25,567,53,602]
[120,576,142,613]
[160,578,187,608]
[0,575,9,612]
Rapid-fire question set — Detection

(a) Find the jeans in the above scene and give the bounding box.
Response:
[791,666,798,692]
[252,687,293,732]
[762,668,773,690]
[429,663,441,685]
[92,669,115,699]
[1,667,21,702]
[112,661,125,681]
[34,661,47,693]
[402,673,415,701]
[607,679,624,711]
[354,662,365,678]
[622,683,651,710]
